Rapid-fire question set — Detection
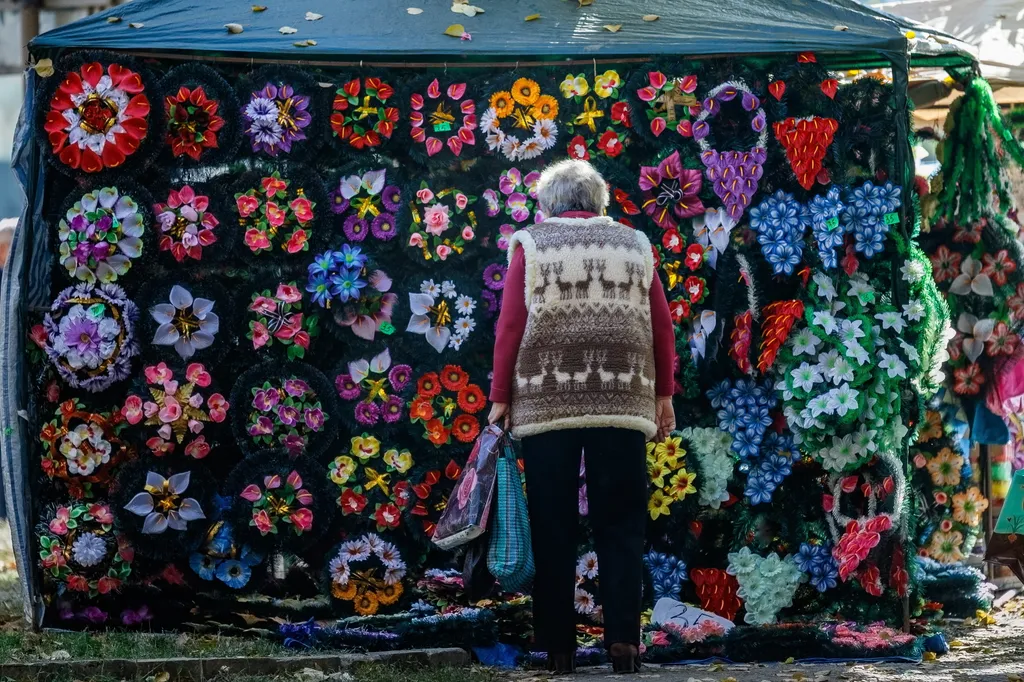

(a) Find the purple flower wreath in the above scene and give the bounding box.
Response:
[329,170,400,242]
[43,283,140,392]
[242,81,311,156]
[335,348,412,426]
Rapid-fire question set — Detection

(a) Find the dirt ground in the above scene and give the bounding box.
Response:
[3,522,1024,682]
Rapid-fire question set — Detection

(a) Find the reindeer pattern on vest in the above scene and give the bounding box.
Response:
[507,217,658,439]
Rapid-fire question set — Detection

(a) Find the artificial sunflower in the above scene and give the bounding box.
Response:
[354,591,380,616]
[511,78,541,106]
[530,94,559,120]
[378,581,404,606]
[489,91,515,117]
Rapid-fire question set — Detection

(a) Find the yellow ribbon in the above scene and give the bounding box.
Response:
[657,89,697,123]
[664,261,683,290]
[364,468,391,497]
[354,196,381,219]
[364,378,389,403]
[353,95,378,120]
[574,96,605,132]
[430,299,452,328]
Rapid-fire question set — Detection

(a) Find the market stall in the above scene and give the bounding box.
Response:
[0,0,980,661]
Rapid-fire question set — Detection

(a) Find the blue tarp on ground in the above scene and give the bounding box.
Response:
[28,0,911,60]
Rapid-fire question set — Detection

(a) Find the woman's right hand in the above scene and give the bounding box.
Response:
[488,402,510,430]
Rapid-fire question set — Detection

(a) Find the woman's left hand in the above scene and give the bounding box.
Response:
[655,396,675,441]
[488,402,511,430]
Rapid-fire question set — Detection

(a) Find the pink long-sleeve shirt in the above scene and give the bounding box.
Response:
[489,212,676,404]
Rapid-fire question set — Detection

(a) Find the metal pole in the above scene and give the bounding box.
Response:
[20,4,40,69]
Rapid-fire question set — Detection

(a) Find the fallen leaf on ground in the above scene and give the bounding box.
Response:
[710,664,724,672]
[225,23,244,33]
[603,24,621,32]
[444,23,466,36]
[525,13,540,20]
[305,11,322,20]
[252,5,266,11]
[154,673,170,682]
[642,14,659,21]
[48,650,70,661]
[922,651,937,662]
[949,639,964,647]
[33,59,54,77]
[784,657,795,664]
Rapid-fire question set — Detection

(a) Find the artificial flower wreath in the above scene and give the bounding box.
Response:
[241,71,313,156]
[330,168,401,242]
[37,502,133,596]
[644,550,689,602]
[152,184,220,264]
[231,361,336,458]
[308,246,398,342]
[678,426,734,509]
[560,70,631,160]
[121,362,229,458]
[148,284,221,361]
[329,432,415,531]
[189,520,264,590]
[749,190,806,276]
[406,279,478,353]
[483,167,544,251]
[480,77,559,161]
[334,348,412,427]
[116,457,216,560]
[160,63,237,163]
[234,170,320,256]
[638,151,705,231]
[57,185,147,285]
[39,399,132,500]
[841,180,902,261]
[331,77,399,150]
[43,283,140,393]
[646,433,698,521]
[406,182,479,263]
[632,69,699,138]
[692,80,767,221]
[327,533,407,615]
[43,57,154,174]
[726,546,803,625]
[247,281,319,359]
[408,460,463,539]
[409,78,477,158]
[409,367,486,447]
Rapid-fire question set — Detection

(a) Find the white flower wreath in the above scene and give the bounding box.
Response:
[406,279,477,353]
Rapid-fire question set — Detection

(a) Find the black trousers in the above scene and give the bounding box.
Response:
[521,426,647,652]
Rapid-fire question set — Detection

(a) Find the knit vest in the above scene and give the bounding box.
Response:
[507,216,657,439]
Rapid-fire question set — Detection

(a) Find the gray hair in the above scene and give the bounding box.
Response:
[536,159,610,217]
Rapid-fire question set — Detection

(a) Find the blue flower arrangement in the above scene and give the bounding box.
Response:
[795,541,839,592]
[644,551,688,601]
[750,190,807,275]
[841,181,901,259]
[709,379,776,460]
[307,244,368,307]
[189,519,264,588]
[804,187,846,269]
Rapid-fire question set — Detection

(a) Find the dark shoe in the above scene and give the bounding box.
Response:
[547,652,576,674]
[609,643,640,673]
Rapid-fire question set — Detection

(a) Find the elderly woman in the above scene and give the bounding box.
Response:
[488,159,675,673]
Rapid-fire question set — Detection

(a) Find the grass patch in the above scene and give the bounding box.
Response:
[352,665,501,682]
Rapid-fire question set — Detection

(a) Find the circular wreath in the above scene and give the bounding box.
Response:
[307,245,400,344]
[232,167,328,258]
[693,80,768,222]
[121,361,230,458]
[326,532,408,615]
[628,66,701,140]
[329,432,416,533]
[151,182,224,265]
[240,67,316,157]
[328,165,401,243]
[404,179,480,264]
[55,183,150,286]
[189,519,265,590]
[43,283,140,393]
[226,451,334,553]
[638,150,706,233]
[334,347,413,430]
[159,63,240,165]
[408,366,486,448]
[113,455,217,561]
[408,77,477,160]
[330,76,400,151]
[37,501,133,596]
[559,69,632,161]
[39,398,133,500]
[246,280,319,360]
[230,360,338,459]
[482,167,545,251]
[40,53,159,176]
[479,77,559,161]
[404,278,482,355]
[137,279,230,365]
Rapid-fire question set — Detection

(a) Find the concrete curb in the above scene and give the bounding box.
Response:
[0,647,471,681]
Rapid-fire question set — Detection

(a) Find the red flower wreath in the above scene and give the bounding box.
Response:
[409,367,485,447]
[44,61,151,173]
[409,79,477,157]
[164,85,225,161]
[330,77,399,150]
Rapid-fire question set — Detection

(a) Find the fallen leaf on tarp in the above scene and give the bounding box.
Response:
[225,23,244,33]
[603,24,621,32]
[279,26,298,34]
[444,23,466,36]
[407,7,423,13]
[642,14,659,21]
[252,5,267,11]
[293,39,318,47]
[525,13,541,21]
[129,22,144,28]
[451,2,484,17]
[305,11,322,20]
[33,59,54,77]
[578,0,594,6]
[834,24,849,31]
[106,16,121,23]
